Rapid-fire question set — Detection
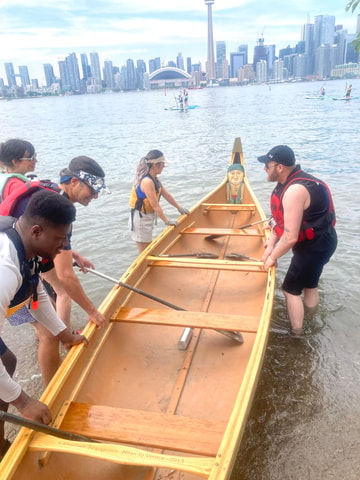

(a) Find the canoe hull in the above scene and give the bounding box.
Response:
[2,138,275,480]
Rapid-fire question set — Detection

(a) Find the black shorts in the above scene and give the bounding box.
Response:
[0,337,8,355]
[282,228,337,296]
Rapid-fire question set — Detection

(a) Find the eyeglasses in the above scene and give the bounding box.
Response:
[20,153,37,162]
[264,163,279,171]
[155,162,165,167]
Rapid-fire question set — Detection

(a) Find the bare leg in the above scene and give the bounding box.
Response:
[31,321,61,387]
[283,289,304,334]
[136,241,150,253]
[41,270,72,327]
[0,348,17,454]
[303,287,319,313]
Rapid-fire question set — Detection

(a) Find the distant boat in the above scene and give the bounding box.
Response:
[164,105,200,111]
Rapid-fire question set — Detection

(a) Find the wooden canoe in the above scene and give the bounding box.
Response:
[1,137,275,480]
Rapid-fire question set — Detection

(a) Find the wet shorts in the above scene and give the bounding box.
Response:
[282,228,337,296]
[129,210,155,243]
[0,337,8,355]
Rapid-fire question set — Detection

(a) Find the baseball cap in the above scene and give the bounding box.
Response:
[257,145,296,166]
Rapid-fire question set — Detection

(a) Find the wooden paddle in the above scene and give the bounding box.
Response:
[159,252,218,259]
[73,263,244,345]
[225,252,261,262]
[205,217,270,240]
[0,410,96,443]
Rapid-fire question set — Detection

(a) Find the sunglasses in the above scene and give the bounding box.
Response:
[20,153,37,162]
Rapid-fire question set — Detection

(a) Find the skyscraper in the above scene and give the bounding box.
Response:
[18,66,30,87]
[90,52,102,85]
[43,63,56,87]
[216,41,226,79]
[205,0,216,83]
[4,63,16,87]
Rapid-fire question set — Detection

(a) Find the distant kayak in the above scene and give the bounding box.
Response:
[332,96,359,101]
[164,105,200,111]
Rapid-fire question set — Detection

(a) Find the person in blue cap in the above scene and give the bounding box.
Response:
[257,145,337,335]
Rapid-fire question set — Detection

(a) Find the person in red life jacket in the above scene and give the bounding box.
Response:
[0,139,38,201]
[257,145,337,335]
[0,190,87,458]
[129,149,190,253]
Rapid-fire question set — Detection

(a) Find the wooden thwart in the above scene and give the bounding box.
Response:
[180,227,264,237]
[147,256,265,272]
[53,402,226,456]
[30,433,214,477]
[202,203,256,212]
[112,307,259,333]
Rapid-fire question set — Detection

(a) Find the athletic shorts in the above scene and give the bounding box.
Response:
[0,337,8,355]
[282,228,337,296]
[7,305,34,326]
[129,210,155,243]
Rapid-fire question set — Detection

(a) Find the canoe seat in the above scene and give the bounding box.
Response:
[111,307,258,333]
[201,203,256,212]
[180,227,264,237]
[57,401,227,456]
[147,256,265,273]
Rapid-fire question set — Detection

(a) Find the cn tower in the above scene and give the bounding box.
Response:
[204,0,216,83]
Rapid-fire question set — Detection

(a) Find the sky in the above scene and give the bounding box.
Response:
[0,0,358,85]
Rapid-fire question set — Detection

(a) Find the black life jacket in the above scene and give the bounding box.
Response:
[0,217,40,314]
[270,166,336,242]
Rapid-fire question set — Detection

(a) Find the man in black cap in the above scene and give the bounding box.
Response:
[258,145,337,335]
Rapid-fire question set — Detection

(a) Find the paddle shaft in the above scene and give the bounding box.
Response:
[205,217,270,240]
[75,264,243,344]
[0,410,97,443]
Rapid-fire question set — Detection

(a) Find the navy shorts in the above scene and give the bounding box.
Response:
[282,228,337,296]
[0,337,8,355]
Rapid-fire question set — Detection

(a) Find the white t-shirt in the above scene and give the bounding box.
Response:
[0,232,66,403]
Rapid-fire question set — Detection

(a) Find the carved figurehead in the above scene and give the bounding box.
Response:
[226,164,244,204]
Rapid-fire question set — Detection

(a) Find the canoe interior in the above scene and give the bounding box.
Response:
[2,138,275,480]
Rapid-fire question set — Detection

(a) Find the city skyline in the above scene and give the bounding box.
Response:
[0,0,359,84]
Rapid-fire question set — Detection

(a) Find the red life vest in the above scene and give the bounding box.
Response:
[0,179,60,217]
[270,166,336,242]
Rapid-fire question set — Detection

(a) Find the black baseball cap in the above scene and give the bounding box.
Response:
[257,145,296,166]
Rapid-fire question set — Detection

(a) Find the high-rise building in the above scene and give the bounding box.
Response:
[216,41,226,79]
[4,63,16,87]
[230,52,246,78]
[18,66,30,87]
[314,15,336,49]
[176,52,184,71]
[149,57,161,73]
[204,0,216,83]
[80,53,91,80]
[90,52,102,85]
[126,59,136,90]
[136,59,146,89]
[186,57,192,75]
[43,64,56,87]
[65,53,81,92]
[103,60,115,89]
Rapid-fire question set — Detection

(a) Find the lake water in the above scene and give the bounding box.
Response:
[1,79,360,479]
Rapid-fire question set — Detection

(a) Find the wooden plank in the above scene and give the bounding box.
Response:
[54,402,226,456]
[147,256,265,272]
[30,434,214,477]
[202,203,256,212]
[111,307,259,333]
[180,227,264,237]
